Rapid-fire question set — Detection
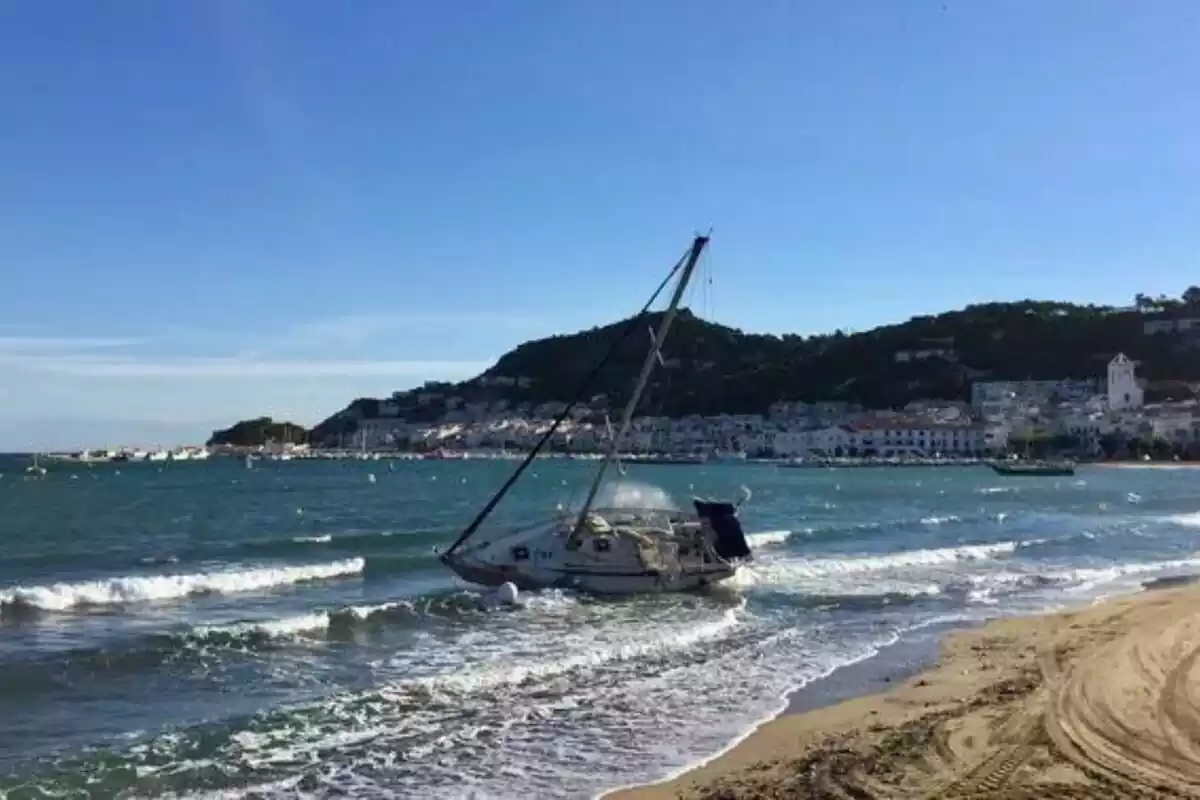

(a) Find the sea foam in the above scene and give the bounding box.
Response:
[0,558,365,612]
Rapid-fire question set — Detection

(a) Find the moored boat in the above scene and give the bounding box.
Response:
[988,459,1076,477]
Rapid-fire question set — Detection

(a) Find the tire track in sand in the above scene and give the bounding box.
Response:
[1043,594,1200,797]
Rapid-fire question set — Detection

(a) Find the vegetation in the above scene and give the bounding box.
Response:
[309,398,380,444]
[310,288,1200,435]
[475,291,1200,416]
[1008,432,1200,462]
[207,417,309,448]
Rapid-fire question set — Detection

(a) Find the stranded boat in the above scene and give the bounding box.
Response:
[440,234,753,594]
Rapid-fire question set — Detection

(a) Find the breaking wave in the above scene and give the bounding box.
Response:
[0,559,365,613]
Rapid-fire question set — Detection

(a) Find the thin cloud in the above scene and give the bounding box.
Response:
[272,311,549,352]
[5,355,490,379]
[0,336,141,352]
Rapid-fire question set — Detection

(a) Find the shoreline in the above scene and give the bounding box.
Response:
[1090,460,1200,469]
[604,577,1200,799]
[597,617,978,800]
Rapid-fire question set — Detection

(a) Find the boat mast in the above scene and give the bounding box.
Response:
[570,234,708,533]
[441,241,695,561]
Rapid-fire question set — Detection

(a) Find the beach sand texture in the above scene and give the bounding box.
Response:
[608,583,1200,799]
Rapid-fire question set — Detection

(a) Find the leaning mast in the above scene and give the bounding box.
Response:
[569,235,708,533]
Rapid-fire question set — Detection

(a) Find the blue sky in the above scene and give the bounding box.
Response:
[1,1,1197,450]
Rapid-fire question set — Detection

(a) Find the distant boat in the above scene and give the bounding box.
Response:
[988,459,1076,477]
[25,453,46,476]
[635,453,708,466]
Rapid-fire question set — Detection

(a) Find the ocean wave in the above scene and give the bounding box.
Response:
[0,558,365,613]
[0,587,588,696]
[774,513,997,547]
[0,599,761,797]
[186,590,549,646]
[734,541,1020,588]
[920,514,961,525]
[744,529,792,547]
[0,529,443,577]
[757,586,944,612]
[240,528,439,557]
[398,599,746,698]
[1161,511,1200,528]
[1047,556,1200,593]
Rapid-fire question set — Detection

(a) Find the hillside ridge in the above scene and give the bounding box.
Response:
[299,291,1200,443]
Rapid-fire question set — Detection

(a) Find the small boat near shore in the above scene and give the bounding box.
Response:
[988,458,1076,477]
[629,453,708,466]
[441,234,754,594]
[24,453,46,476]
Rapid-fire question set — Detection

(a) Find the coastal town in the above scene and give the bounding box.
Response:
[38,342,1200,467]
[331,351,1199,461]
[84,344,1162,466]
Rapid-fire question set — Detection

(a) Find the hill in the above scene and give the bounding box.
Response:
[207,417,309,448]
[309,290,1200,441]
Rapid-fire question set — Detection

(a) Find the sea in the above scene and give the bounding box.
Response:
[1,456,1199,799]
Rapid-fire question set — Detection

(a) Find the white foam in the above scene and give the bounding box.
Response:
[291,534,332,544]
[732,541,1019,588]
[0,558,365,612]
[1051,556,1200,593]
[194,612,335,641]
[745,529,791,547]
[394,599,746,698]
[1163,511,1200,527]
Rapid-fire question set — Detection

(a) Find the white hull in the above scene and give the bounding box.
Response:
[445,503,747,595]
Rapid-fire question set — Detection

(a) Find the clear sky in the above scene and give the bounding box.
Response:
[1,1,1197,451]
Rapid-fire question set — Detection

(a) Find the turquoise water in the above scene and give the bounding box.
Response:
[1,457,1199,798]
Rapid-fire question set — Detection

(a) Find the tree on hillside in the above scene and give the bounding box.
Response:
[1183,286,1200,306]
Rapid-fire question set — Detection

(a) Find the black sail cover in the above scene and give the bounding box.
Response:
[693,500,752,560]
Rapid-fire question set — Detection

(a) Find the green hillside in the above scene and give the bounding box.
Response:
[307,291,1200,441]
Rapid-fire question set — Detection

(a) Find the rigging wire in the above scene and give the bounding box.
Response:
[442,240,697,559]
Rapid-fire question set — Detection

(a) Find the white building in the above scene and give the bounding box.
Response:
[1147,411,1200,448]
[848,422,987,457]
[1106,353,1144,411]
[971,379,1098,413]
[772,426,849,457]
[773,420,989,458]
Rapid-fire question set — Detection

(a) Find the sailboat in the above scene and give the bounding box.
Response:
[25,453,47,476]
[987,438,1076,476]
[440,235,754,594]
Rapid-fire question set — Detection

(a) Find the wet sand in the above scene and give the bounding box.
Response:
[606,579,1200,799]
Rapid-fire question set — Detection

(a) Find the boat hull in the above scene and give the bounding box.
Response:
[444,500,749,595]
[444,552,736,594]
[988,462,1076,476]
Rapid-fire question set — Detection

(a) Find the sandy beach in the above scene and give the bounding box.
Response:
[607,579,1200,799]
